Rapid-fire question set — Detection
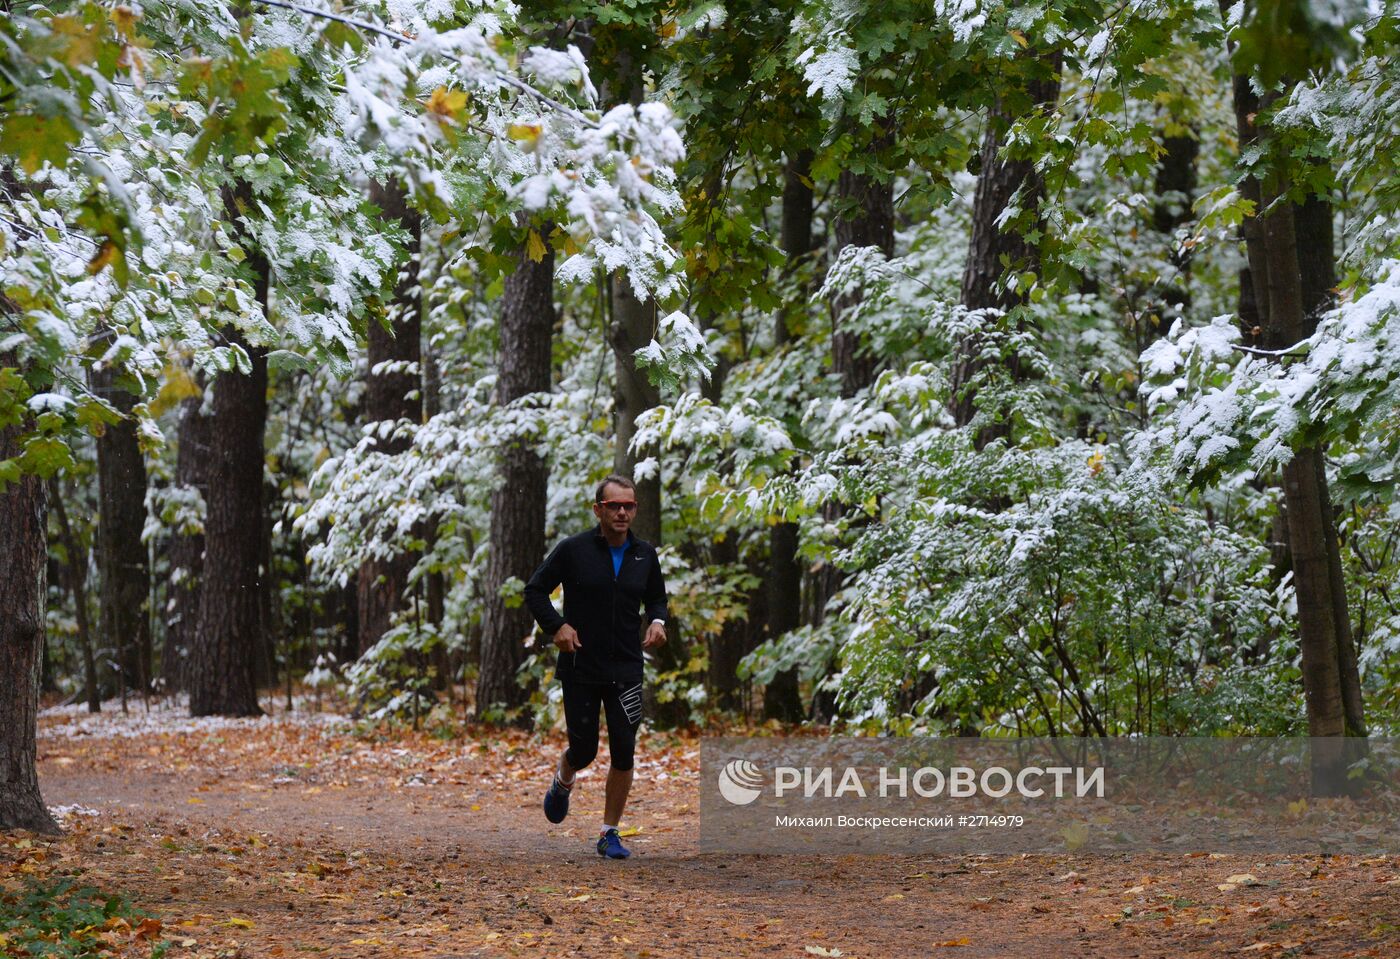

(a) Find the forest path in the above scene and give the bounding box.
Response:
[19,703,1400,958]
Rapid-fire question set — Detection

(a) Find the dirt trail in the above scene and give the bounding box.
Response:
[18,707,1400,958]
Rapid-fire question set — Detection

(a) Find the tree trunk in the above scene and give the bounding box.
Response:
[766,151,815,723]
[1293,190,1367,742]
[48,479,100,712]
[91,360,151,694]
[951,71,1061,447]
[164,386,210,694]
[1229,72,1270,349]
[357,180,423,655]
[1147,130,1200,330]
[1257,168,1365,795]
[476,228,554,722]
[806,154,896,723]
[614,268,689,726]
[188,184,269,717]
[0,360,60,834]
[831,165,893,397]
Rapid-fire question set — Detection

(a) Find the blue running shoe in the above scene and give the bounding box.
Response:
[597,827,630,859]
[543,775,571,824]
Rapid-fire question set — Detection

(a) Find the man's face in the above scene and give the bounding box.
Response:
[592,482,638,536]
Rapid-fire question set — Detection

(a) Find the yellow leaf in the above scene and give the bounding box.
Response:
[617,826,641,837]
[526,229,547,264]
[424,86,467,118]
[186,797,204,805]
[87,240,119,276]
[222,917,255,929]
[508,123,541,143]
[1009,29,1028,48]
[568,894,592,902]
[1225,874,1259,885]
[935,938,971,948]
[110,5,140,37]
[150,364,201,417]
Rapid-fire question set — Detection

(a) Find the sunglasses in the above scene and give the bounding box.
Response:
[598,500,639,513]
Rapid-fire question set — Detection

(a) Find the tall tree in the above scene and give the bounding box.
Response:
[356,180,423,655]
[1293,191,1366,743]
[164,385,210,693]
[0,348,60,834]
[765,151,816,722]
[90,358,151,693]
[1223,0,1369,786]
[951,66,1062,447]
[187,186,269,718]
[476,227,554,720]
[808,147,895,722]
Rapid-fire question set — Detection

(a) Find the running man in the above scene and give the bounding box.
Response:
[524,474,669,859]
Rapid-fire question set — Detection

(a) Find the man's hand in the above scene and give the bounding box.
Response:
[643,621,667,649]
[553,623,581,653]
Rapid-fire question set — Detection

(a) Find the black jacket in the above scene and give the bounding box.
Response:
[524,526,668,685]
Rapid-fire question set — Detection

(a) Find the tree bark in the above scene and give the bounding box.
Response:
[164,385,210,694]
[357,180,423,656]
[613,266,690,725]
[1229,72,1270,348]
[90,360,151,694]
[476,229,554,721]
[1258,170,1365,795]
[765,151,816,723]
[0,356,61,834]
[1293,190,1366,742]
[951,71,1061,446]
[831,165,893,398]
[806,150,896,723]
[188,184,269,717]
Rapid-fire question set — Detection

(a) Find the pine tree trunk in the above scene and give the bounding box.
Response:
[951,71,1061,447]
[164,387,210,694]
[357,180,423,655]
[0,358,60,834]
[91,361,151,694]
[188,184,269,717]
[476,230,554,721]
[766,151,815,722]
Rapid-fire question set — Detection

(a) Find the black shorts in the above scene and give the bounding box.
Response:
[562,679,643,772]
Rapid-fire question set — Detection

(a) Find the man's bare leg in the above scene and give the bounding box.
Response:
[604,766,633,826]
[557,754,577,787]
